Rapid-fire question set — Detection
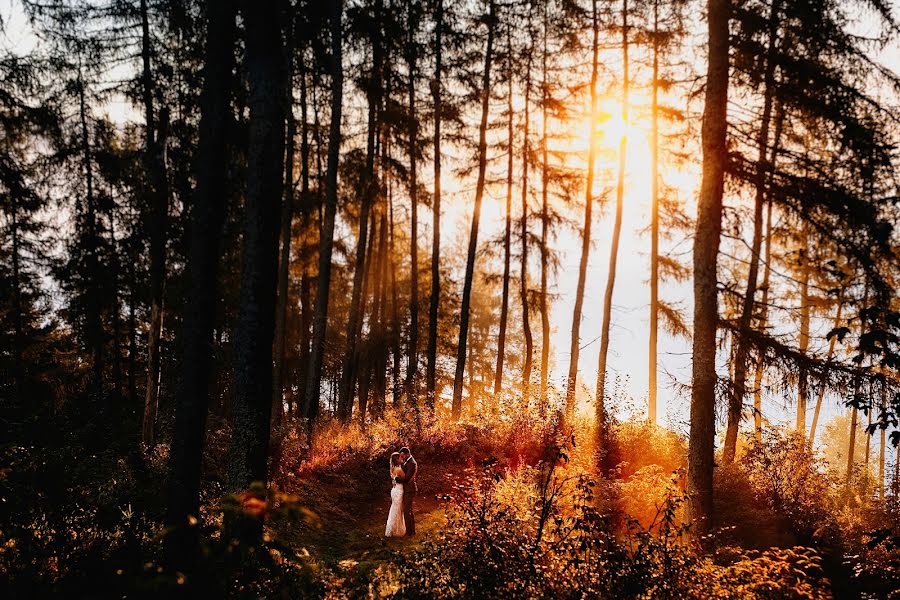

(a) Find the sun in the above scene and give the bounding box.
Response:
[596,97,630,147]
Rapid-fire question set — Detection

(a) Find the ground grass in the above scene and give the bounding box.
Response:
[270,437,461,582]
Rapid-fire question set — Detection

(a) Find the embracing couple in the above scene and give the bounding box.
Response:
[385,446,417,538]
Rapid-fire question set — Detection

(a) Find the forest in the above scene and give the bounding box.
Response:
[2,0,900,597]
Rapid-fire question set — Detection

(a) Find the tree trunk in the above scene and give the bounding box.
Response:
[538,6,551,409]
[426,0,442,409]
[11,204,23,401]
[296,45,312,416]
[140,0,171,447]
[722,0,780,464]
[165,0,236,570]
[845,288,869,484]
[338,2,382,421]
[451,0,495,420]
[405,4,420,398]
[303,0,344,424]
[751,97,784,438]
[372,213,390,414]
[107,209,124,403]
[753,203,772,438]
[796,231,811,433]
[847,386,860,484]
[128,260,137,409]
[564,0,599,419]
[225,0,286,545]
[272,8,297,428]
[687,0,729,535]
[520,42,534,403]
[78,68,104,402]
[595,0,629,452]
[493,19,514,397]
[648,0,659,425]
[879,382,886,499]
[808,299,843,448]
[388,189,404,408]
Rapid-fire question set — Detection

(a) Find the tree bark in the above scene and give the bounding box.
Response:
[78,68,104,402]
[687,0,729,536]
[564,0,599,419]
[538,5,551,409]
[451,0,495,420]
[295,44,312,416]
[722,0,780,464]
[225,0,286,545]
[405,2,420,398]
[140,0,171,447]
[879,381,886,499]
[128,260,137,409]
[338,0,382,421]
[303,0,344,424]
[372,213,390,414]
[595,0,629,444]
[808,299,843,448]
[752,200,773,439]
[493,19,514,397]
[272,7,297,428]
[648,0,660,425]
[426,0,442,409]
[847,384,860,484]
[165,0,236,569]
[520,38,534,403]
[796,231,811,433]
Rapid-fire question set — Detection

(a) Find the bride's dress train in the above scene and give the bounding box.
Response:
[385,466,406,537]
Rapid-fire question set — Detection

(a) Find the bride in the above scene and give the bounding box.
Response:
[385,452,406,537]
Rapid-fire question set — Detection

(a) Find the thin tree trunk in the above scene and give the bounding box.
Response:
[303,0,344,424]
[141,0,171,447]
[753,200,773,439]
[879,382,886,499]
[165,0,236,570]
[595,0,629,447]
[846,285,870,484]
[272,8,297,428]
[296,44,312,414]
[895,440,900,496]
[538,5,551,409]
[723,0,780,464]
[520,41,534,403]
[808,299,843,448]
[338,2,382,421]
[405,3,420,397]
[388,186,404,408]
[648,0,660,425]
[225,0,286,545]
[564,0,599,419]
[108,204,124,401]
[493,19,514,397]
[796,231,811,433]
[128,259,137,409]
[426,0,442,409]
[865,395,872,469]
[78,68,104,401]
[373,213,390,414]
[687,0,729,535]
[10,203,23,400]
[847,384,860,484]
[451,0,495,420]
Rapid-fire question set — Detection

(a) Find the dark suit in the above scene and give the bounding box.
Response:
[396,455,417,535]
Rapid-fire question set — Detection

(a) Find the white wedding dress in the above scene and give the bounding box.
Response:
[385,465,406,537]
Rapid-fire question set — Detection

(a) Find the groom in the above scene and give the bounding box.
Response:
[394,446,417,536]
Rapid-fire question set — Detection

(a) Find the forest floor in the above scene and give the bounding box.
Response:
[272,450,458,583]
